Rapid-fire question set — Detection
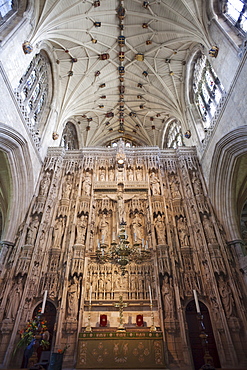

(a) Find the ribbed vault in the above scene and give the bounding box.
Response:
[28,0,214,146]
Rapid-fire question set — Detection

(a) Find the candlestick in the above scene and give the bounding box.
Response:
[89,285,92,304]
[149,285,152,306]
[41,290,48,314]
[193,289,200,313]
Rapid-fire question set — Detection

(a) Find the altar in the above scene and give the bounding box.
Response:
[76,331,166,369]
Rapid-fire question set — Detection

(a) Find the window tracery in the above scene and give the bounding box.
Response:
[222,0,247,32]
[106,138,137,148]
[164,121,184,149]
[61,122,79,150]
[0,0,17,25]
[15,52,52,148]
[193,55,224,129]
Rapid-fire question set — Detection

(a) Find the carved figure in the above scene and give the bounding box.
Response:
[132,213,143,241]
[162,275,175,319]
[192,172,203,195]
[150,171,160,195]
[53,216,65,247]
[108,169,114,181]
[117,193,125,223]
[170,177,181,199]
[127,168,134,181]
[39,172,51,196]
[67,275,79,319]
[218,275,234,318]
[177,217,190,247]
[203,215,217,244]
[154,215,166,244]
[99,213,109,243]
[76,215,87,244]
[62,174,72,199]
[5,276,23,319]
[136,167,143,181]
[83,174,91,196]
[99,169,106,181]
[26,216,40,245]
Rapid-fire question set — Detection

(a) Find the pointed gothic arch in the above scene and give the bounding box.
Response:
[208,125,247,241]
[0,123,34,241]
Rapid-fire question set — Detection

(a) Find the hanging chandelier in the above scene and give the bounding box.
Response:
[96,221,151,275]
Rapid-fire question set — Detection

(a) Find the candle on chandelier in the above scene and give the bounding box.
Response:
[149,285,152,306]
[41,290,48,314]
[134,233,137,241]
[193,289,200,313]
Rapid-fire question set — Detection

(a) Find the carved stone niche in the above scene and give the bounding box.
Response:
[63,320,78,334]
[70,245,85,276]
[15,245,34,276]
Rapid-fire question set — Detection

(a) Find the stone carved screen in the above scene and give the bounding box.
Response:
[0,143,246,369]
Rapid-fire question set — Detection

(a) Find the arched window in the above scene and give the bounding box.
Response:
[193,55,224,129]
[164,121,184,149]
[0,0,17,25]
[15,51,52,148]
[61,122,79,150]
[222,0,247,32]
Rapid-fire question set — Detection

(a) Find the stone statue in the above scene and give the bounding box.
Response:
[170,177,181,199]
[218,275,234,318]
[154,215,166,244]
[53,216,65,247]
[127,168,134,181]
[177,217,190,247]
[5,276,23,319]
[202,215,217,244]
[136,167,143,181]
[99,213,109,243]
[150,171,160,195]
[108,169,114,181]
[26,216,40,245]
[117,193,125,223]
[67,275,79,319]
[132,213,143,241]
[39,172,51,196]
[62,174,73,199]
[99,169,106,181]
[162,275,175,319]
[192,172,203,195]
[82,174,91,196]
[75,215,87,244]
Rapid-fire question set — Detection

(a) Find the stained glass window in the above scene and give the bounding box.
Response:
[193,55,224,128]
[223,0,247,32]
[164,121,184,149]
[0,0,13,17]
[15,52,52,145]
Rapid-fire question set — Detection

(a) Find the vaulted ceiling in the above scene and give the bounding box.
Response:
[30,0,214,146]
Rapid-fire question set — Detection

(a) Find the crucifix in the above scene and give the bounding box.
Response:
[114,295,128,331]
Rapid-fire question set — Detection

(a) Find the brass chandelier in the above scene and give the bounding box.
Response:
[96,221,151,275]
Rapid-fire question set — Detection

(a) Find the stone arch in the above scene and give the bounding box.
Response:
[60,121,79,150]
[162,118,184,149]
[208,125,247,241]
[0,123,34,241]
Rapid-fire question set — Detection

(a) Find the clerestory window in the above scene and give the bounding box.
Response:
[222,0,247,32]
[164,121,184,149]
[15,51,52,147]
[193,55,224,129]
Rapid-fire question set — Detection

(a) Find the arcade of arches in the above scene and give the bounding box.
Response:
[0,1,247,370]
